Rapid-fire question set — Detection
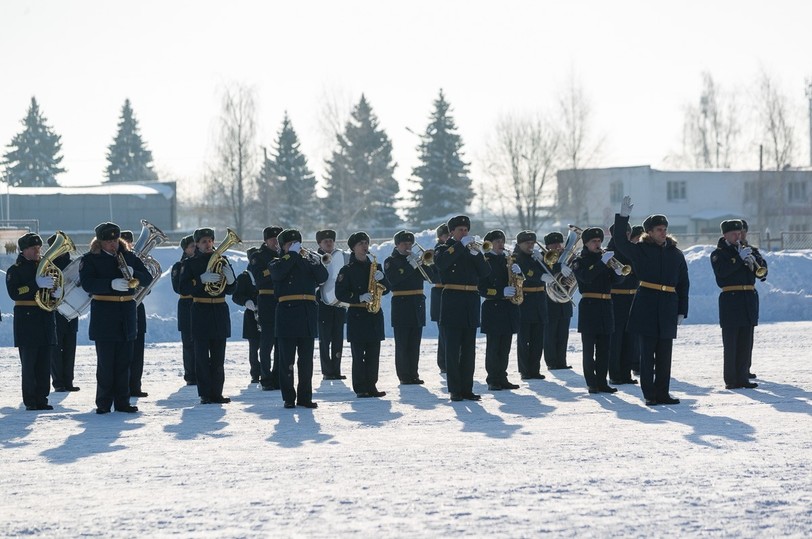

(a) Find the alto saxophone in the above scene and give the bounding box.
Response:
[507,254,525,305]
[366,254,385,314]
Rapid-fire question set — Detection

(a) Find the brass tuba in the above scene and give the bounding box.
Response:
[35,231,75,311]
[132,220,168,304]
[204,228,242,296]
[366,253,385,313]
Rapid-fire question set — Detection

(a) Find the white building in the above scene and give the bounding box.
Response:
[556,166,812,241]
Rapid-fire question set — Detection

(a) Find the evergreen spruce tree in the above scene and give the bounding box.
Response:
[269,113,316,229]
[105,99,158,183]
[256,148,276,226]
[323,94,399,235]
[2,97,66,187]
[408,89,472,228]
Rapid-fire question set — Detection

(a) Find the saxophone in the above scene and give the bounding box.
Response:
[366,254,385,314]
[506,254,525,305]
[204,228,242,296]
[35,231,76,311]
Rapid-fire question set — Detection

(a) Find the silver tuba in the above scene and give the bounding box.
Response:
[543,225,583,304]
[57,255,91,321]
[132,219,168,305]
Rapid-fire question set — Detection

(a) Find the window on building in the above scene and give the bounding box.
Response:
[789,223,808,232]
[667,181,686,201]
[610,181,623,203]
[744,181,758,203]
[787,181,807,203]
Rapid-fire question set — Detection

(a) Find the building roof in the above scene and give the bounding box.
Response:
[8,182,174,200]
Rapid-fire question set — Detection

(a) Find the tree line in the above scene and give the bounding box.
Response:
[2,69,808,237]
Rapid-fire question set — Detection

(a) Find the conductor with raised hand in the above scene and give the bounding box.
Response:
[613,196,689,406]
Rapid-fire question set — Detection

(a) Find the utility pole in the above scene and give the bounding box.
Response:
[806,77,812,166]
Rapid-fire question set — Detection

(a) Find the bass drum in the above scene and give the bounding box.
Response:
[56,257,92,321]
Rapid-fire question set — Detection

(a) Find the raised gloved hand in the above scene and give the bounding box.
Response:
[51,286,63,298]
[531,248,544,263]
[738,246,752,260]
[222,264,236,284]
[460,235,474,247]
[541,273,554,284]
[503,286,516,298]
[511,263,522,275]
[200,271,221,284]
[677,314,685,326]
[289,242,302,254]
[620,195,634,217]
[359,292,373,303]
[601,251,615,264]
[406,253,420,268]
[36,275,55,289]
[560,263,573,277]
[244,299,256,311]
[374,270,385,281]
[111,278,131,292]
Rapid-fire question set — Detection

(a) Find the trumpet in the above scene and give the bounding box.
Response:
[467,237,492,254]
[300,246,331,266]
[739,240,768,278]
[602,250,632,276]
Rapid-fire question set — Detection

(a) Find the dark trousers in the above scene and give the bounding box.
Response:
[260,331,279,389]
[394,326,423,382]
[319,305,346,377]
[443,326,476,395]
[51,323,77,389]
[436,324,447,372]
[95,340,134,410]
[609,329,637,381]
[181,330,196,383]
[722,326,754,387]
[638,335,674,401]
[517,320,544,377]
[278,337,315,404]
[247,338,260,381]
[130,332,145,393]
[581,333,611,388]
[19,345,53,408]
[350,340,381,395]
[544,317,570,368]
[194,339,226,400]
[485,333,512,385]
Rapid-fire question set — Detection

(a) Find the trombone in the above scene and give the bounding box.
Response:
[409,244,434,284]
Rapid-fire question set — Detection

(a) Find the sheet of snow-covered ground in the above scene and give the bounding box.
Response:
[1,323,810,537]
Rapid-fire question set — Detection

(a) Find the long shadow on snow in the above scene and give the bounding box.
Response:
[341,397,404,428]
[534,369,592,403]
[594,395,755,448]
[735,379,812,416]
[267,407,336,448]
[163,405,228,440]
[41,411,144,463]
[397,384,445,411]
[490,390,556,418]
[0,406,39,448]
[451,400,522,439]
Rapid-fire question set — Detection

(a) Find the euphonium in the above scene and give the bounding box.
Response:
[132,219,168,305]
[602,250,632,276]
[366,254,385,314]
[300,246,331,266]
[35,231,75,311]
[544,225,583,304]
[507,253,525,305]
[740,240,768,278]
[204,228,242,296]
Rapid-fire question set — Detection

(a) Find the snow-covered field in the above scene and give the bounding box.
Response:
[2,323,810,537]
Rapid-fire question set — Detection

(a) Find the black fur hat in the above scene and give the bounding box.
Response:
[278,229,303,246]
[581,227,605,243]
[516,230,537,244]
[264,226,283,240]
[543,232,564,246]
[483,229,505,242]
[18,232,43,251]
[643,214,669,232]
[631,225,644,239]
[447,215,471,231]
[721,219,744,234]
[180,235,195,250]
[120,230,134,243]
[347,231,371,249]
[436,223,449,238]
[393,230,415,244]
[193,228,215,242]
[316,229,337,243]
[95,222,121,241]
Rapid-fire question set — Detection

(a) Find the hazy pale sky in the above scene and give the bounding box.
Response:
[2,0,811,190]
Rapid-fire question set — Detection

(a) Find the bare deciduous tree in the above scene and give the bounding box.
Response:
[679,71,740,169]
[483,113,560,233]
[757,71,796,170]
[205,84,258,236]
